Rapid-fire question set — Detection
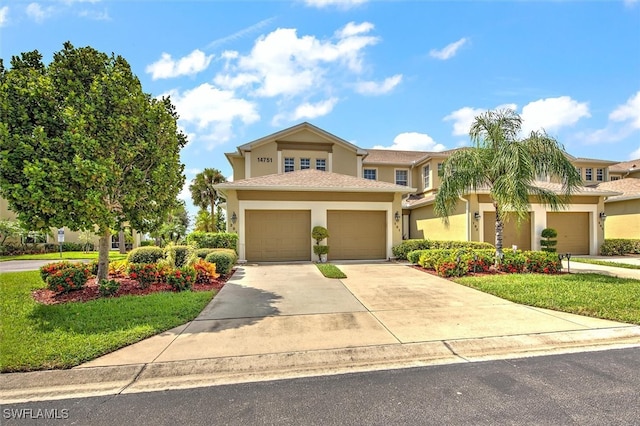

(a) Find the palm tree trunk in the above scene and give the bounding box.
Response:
[210,197,216,233]
[494,203,504,264]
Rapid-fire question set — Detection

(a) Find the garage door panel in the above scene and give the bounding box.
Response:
[245,210,311,262]
[483,212,531,251]
[328,211,386,260]
[547,212,589,255]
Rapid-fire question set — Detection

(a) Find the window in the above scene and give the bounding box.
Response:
[596,168,604,182]
[437,162,443,177]
[395,170,408,186]
[316,158,326,171]
[575,167,582,179]
[611,176,621,181]
[300,158,310,170]
[585,168,593,181]
[363,169,377,180]
[284,157,295,173]
[423,165,430,189]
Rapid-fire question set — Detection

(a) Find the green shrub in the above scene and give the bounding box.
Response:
[140,240,156,247]
[600,239,640,256]
[186,232,238,251]
[393,239,494,260]
[164,245,194,268]
[496,250,527,273]
[205,251,236,275]
[127,246,165,264]
[39,261,75,283]
[46,266,90,293]
[540,228,558,253]
[194,248,217,259]
[60,242,94,252]
[166,266,197,291]
[128,263,160,289]
[407,249,430,264]
[192,259,219,284]
[418,249,495,274]
[98,279,120,297]
[523,251,561,273]
[312,226,329,243]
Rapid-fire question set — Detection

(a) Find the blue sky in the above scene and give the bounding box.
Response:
[2,0,640,218]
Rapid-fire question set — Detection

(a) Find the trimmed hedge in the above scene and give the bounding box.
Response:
[164,245,194,268]
[205,251,236,275]
[127,246,165,264]
[393,239,494,260]
[186,232,238,251]
[600,239,640,256]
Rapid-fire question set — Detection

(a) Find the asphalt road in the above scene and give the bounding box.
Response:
[0,260,91,273]
[3,347,639,425]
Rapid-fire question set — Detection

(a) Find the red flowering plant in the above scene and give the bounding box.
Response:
[166,266,197,291]
[46,266,90,293]
[128,263,160,289]
[40,261,75,283]
[192,259,220,284]
[523,251,561,274]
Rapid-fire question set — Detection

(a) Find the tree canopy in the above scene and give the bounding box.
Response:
[189,168,226,231]
[0,42,186,279]
[434,108,582,258]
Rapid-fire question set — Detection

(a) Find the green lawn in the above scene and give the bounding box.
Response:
[572,257,640,270]
[316,263,347,279]
[454,273,640,325]
[0,271,215,372]
[0,251,128,262]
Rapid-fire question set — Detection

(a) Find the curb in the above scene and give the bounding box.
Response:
[2,326,640,404]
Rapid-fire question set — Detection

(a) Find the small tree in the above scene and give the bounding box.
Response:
[540,228,558,253]
[312,226,330,262]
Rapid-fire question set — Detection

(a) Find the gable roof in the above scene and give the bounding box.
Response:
[596,178,640,202]
[214,169,417,194]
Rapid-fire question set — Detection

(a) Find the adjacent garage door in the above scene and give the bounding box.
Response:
[483,212,532,251]
[327,210,386,260]
[547,212,589,255]
[245,210,311,262]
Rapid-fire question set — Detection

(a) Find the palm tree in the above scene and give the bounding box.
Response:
[189,168,226,231]
[435,108,582,260]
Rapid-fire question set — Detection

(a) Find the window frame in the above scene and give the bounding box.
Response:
[300,158,311,170]
[585,167,593,181]
[423,165,430,189]
[363,168,377,180]
[395,169,409,186]
[596,168,604,182]
[315,158,327,171]
[284,157,295,173]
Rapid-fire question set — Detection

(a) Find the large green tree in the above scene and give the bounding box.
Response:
[189,168,226,231]
[150,200,190,245]
[434,108,582,260]
[0,43,186,280]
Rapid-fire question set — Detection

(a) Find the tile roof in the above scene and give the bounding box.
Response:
[595,178,640,202]
[362,148,460,165]
[609,159,640,173]
[214,169,416,193]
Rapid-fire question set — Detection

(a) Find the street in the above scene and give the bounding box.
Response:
[3,347,639,425]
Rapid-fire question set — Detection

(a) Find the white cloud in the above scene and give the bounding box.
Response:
[629,146,640,159]
[373,132,447,151]
[429,37,468,60]
[292,98,339,120]
[26,3,52,23]
[444,107,486,136]
[78,8,110,21]
[624,0,638,7]
[304,0,368,9]
[355,74,403,95]
[164,83,259,149]
[215,22,379,98]
[520,96,590,134]
[609,90,640,129]
[146,49,214,80]
[0,6,8,27]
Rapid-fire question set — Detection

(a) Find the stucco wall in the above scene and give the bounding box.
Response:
[331,144,357,176]
[410,201,467,241]
[604,199,640,239]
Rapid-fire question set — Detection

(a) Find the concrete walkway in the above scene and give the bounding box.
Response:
[567,255,640,280]
[2,262,640,403]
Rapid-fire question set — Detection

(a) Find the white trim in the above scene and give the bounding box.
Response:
[238,200,394,261]
[356,155,362,178]
[329,152,334,173]
[394,168,410,187]
[277,151,282,174]
[244,151,251,179]
[478,203,599,255]
[363,167,378,181]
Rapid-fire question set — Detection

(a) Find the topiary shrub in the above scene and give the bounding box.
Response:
[205,251,236,275]
[127,246,165,264]
[540,228,558,253]
[185,231,238,251]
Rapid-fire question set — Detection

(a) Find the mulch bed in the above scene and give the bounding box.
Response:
[32,270,234,305]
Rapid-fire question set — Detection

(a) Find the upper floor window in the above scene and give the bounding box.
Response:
[611,176,621,181]
[363,169,377,180]
[437,163,443,177]
[395,170,408,186]
[576,167,582,179]
[585,168,593,181]
[300,158,310,170]
[423,165,430,189]
[284,157,295,173]
[316,159,326,171]
[596,168,604,181]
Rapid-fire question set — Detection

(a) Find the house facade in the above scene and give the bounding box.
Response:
[216,122,630,262]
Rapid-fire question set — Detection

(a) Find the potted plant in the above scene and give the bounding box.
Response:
[311,226,330,263]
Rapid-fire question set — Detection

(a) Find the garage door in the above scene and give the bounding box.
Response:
[547,212,589,255]
[327,210,386,260]
[483,212,531,250]
[245,210,311,262]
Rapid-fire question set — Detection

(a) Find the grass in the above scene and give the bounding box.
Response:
[316,263,347,279]
[572,257,640,270]
[454,273,640,325]
[0,251,128,262]
[0,271,215,372]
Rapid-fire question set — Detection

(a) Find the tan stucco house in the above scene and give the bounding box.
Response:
[595,177,640,240]
[215,122,628,262]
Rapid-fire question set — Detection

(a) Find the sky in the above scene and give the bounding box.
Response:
[1,0,640,220]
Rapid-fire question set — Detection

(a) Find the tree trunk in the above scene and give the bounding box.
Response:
[97,228,111,282]
[494,203,504,265]
[118,228,126,254]
[210,198,216,233]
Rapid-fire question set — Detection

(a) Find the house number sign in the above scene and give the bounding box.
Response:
[257,157,273,163]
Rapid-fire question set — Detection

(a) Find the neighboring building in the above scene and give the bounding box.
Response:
[216,122,627,262]
[595,178,640,240]
[608,159,640,181]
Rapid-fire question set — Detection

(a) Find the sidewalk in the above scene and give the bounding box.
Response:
[2,262,639,404]
[566,255,640,280]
